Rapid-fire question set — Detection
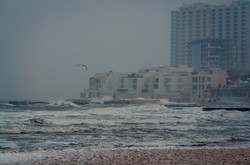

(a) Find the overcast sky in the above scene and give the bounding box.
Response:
[0,0,232,100]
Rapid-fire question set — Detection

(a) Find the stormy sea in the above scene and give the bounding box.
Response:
[0,99,250,152]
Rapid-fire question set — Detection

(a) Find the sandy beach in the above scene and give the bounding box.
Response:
[1,146,250,164]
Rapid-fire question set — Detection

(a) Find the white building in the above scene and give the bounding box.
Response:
[83,66,227,99]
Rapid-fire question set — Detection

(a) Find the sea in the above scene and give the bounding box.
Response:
[0,99,250,151]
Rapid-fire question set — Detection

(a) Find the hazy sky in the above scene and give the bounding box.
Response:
[0,0,232,100]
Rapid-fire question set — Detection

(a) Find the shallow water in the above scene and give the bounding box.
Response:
[0,100,250,151]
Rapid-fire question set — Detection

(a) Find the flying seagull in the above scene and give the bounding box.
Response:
[76,64,88,71]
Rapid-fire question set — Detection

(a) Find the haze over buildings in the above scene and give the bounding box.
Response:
[84,0,250,101]
[0,0,237,100]
[171,0,250,72]
[83,66,227,101]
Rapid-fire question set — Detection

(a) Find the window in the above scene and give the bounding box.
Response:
[225,91,231,97]
[217,91,223,97]
[210,42,220,46]
[133,79,137,89]
[166,85,171,89]
[154,78,159,83]
[165,78,171,89]
[210,62,219,66]
[232,92,240,97]
[202,77,205,83]
[133,79,137,83]
[192,77,197,83]
[154,78,159,89]
[121,79,124,88]
[210,52,219,56]
[207,77,211,82]
[165,78,171,83]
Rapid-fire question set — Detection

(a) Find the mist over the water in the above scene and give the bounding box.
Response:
[0,0,232,100]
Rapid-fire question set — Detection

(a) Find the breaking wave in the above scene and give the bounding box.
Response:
[0,100,250,151]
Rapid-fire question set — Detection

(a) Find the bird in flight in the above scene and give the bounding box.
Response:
[76,64,88,71]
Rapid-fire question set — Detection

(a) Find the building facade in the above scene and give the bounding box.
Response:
[83,66,227,99]
[189,39,235,71]
[171,0,250,72]
[210,86,250,104]
[191,68,227,96]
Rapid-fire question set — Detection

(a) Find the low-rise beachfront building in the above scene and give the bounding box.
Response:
[210,86,250,104]
[82,66,227,101]
[191,67,227,97]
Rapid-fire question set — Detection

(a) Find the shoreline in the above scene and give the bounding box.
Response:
[1,146,250,164]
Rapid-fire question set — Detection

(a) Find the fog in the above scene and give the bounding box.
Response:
[0,0,232,100]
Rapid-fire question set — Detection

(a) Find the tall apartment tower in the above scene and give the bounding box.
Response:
[171,0,250,72]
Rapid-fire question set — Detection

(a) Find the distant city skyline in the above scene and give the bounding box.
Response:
[171,0,250,73]
[0,0,233,100]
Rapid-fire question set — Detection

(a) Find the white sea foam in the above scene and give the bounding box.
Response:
[90,96,113,104]
[0,100,250,152]
[48,100,81,108]
[85,107,131,116]
[0,102,14,107]
[63,101,81,108]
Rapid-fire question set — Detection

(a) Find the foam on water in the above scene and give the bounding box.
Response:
[48,100,81,108]
[0,100,250,151]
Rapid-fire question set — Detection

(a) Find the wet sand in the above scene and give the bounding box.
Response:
[1,146,250,164]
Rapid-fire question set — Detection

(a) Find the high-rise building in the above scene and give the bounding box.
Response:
[189,39,235,71]
[171,0,250,72]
